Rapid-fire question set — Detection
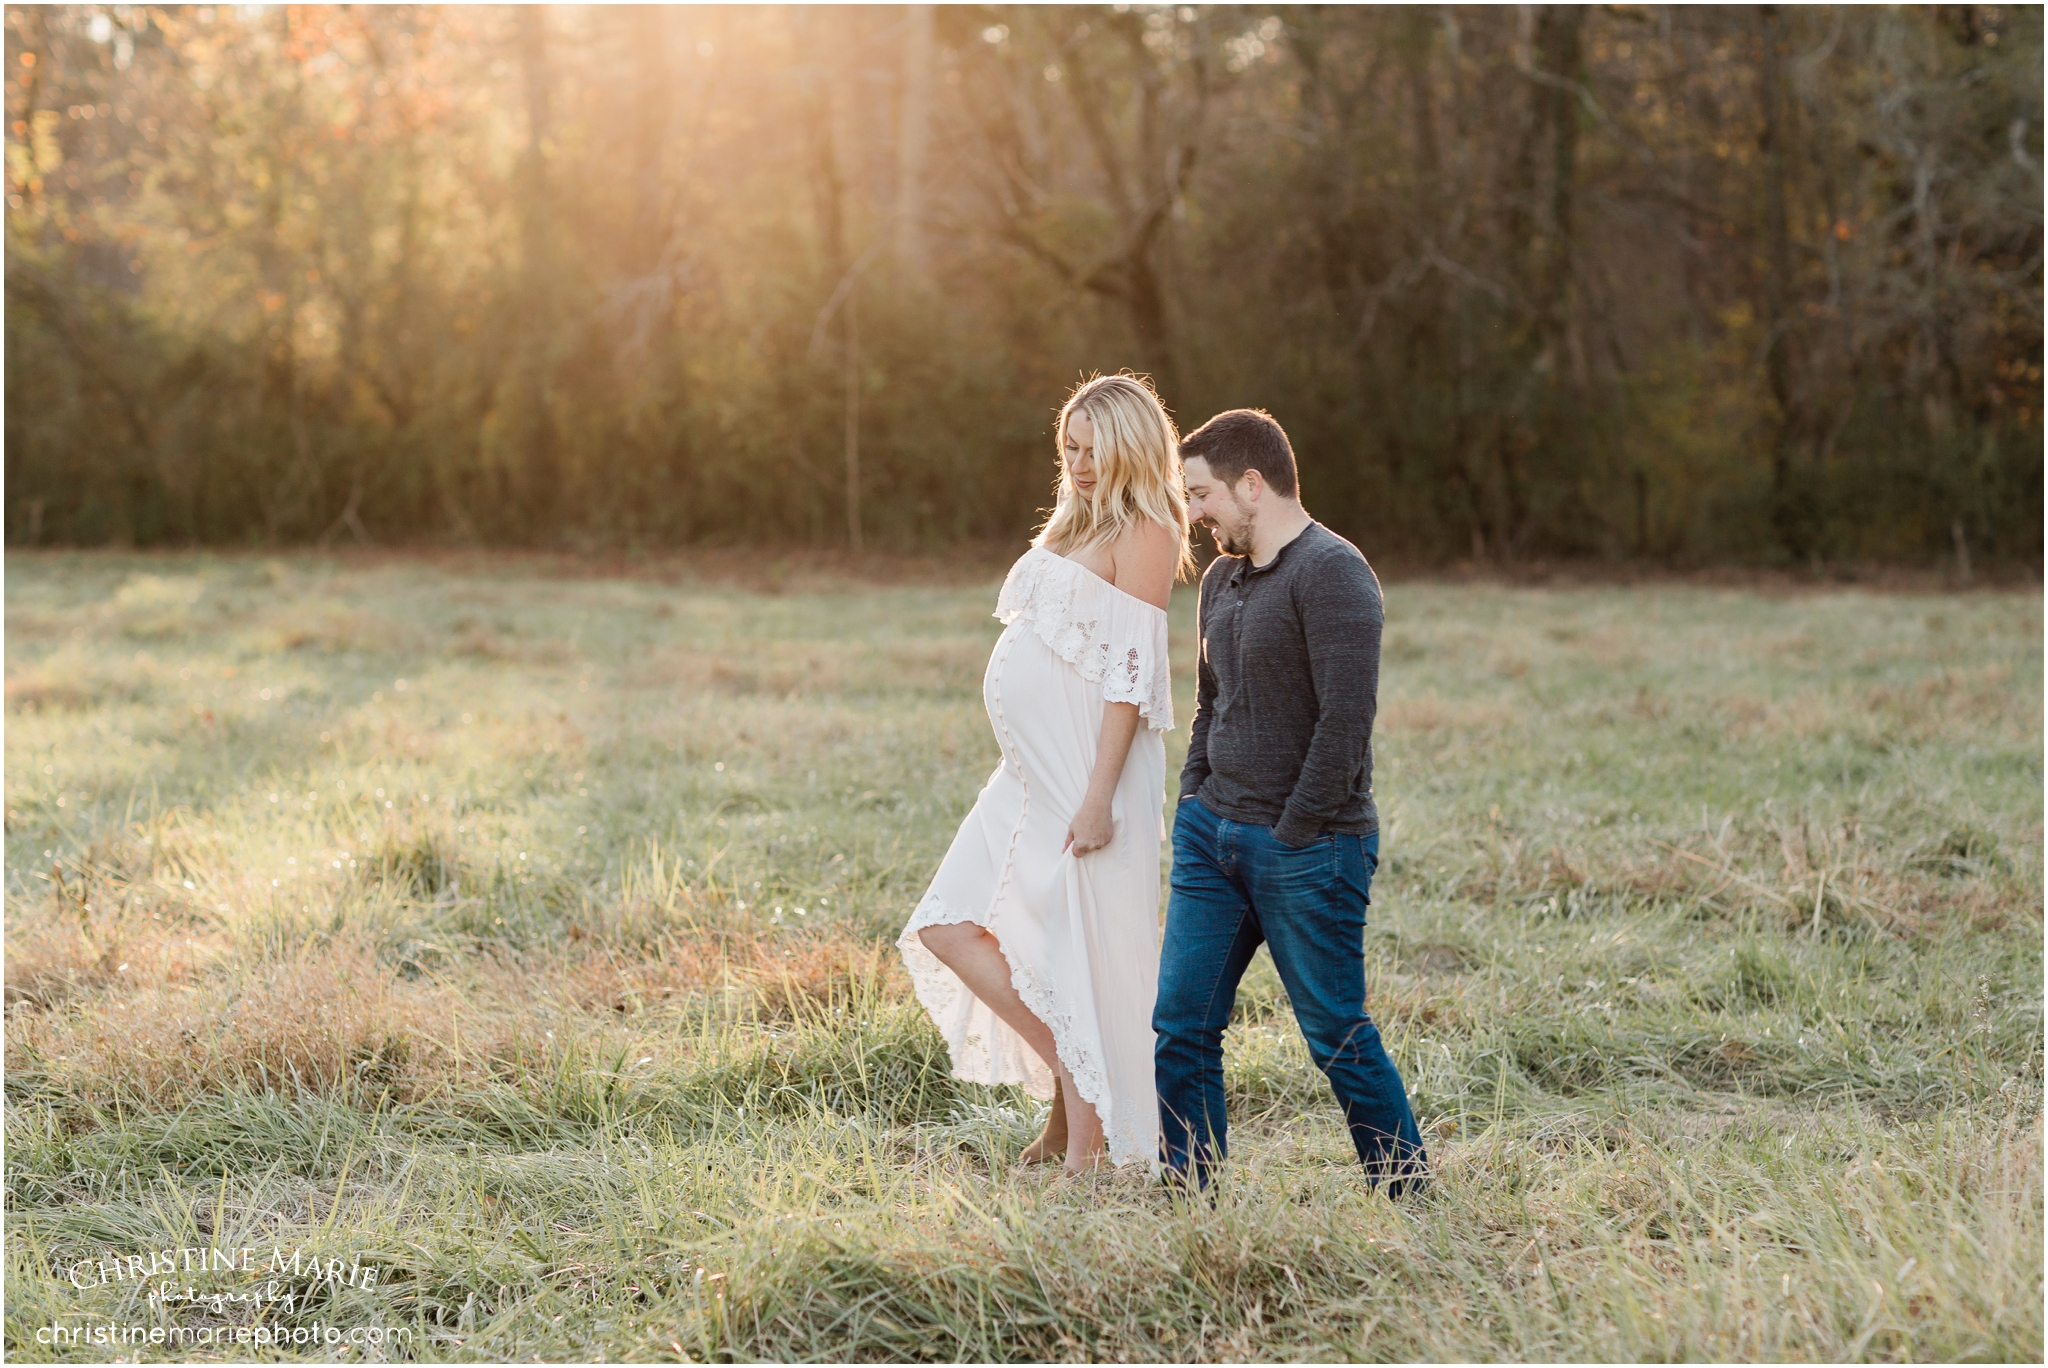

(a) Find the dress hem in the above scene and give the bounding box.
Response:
[898,891,1152,1169]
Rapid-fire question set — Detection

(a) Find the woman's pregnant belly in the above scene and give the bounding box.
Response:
[983,622,1106,817]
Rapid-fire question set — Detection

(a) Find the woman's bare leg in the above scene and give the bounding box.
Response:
[917,922,1054,1057]
[1053,1055,1105,1173]
[919,922,1105,1169]
[1018,1077,1066,1164]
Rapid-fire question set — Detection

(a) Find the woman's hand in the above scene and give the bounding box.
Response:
[1068,700,1138,857]
[1064,796,1116,856]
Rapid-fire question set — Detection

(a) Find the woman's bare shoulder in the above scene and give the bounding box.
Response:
[1109,519,1181,610]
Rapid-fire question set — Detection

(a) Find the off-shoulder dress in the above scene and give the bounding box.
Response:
[898,545,1173,1169]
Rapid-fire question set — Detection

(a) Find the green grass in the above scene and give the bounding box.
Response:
[5,550,2041,1362]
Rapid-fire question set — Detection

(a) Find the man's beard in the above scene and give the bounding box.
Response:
[1207,506,1255,557]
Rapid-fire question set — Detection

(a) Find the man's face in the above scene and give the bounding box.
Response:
[1183,456,1256,557]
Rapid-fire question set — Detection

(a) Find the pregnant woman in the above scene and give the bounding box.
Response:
[899,374,1192,1173]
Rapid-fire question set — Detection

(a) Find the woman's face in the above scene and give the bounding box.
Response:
[1063,409,1097,497]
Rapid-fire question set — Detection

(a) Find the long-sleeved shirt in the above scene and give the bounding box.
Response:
[1177,520,1382,847]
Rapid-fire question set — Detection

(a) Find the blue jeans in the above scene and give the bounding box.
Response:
[1155,797,1428,1192]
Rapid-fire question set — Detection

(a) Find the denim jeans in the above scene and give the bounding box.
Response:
[1155,796,1428,1192]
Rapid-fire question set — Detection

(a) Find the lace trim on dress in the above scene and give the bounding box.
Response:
[898,890,1054,1098]
[994,547,1175,732]
[900,889,1153,1167]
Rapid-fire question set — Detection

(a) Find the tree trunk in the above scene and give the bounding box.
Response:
[845,287,863,554]
[627,7,673,279]
[1124,232,1176,394]
[1756,4,1803,555]
[1534,4,1585,361]
[1403,8,1439,221]
[516,7,555,291]
[896,4,934,269]
[515,5,560,539]
[798,8,859,549]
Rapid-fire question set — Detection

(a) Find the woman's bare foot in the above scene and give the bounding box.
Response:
[1060,1149,1108,1178]
[1018,1077,1068,1165]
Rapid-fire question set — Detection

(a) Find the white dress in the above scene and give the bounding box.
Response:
[898,545,1173,1169]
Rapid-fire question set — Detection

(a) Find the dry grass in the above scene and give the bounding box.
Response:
[12,920,906,1114]
[4,553,2039,1362]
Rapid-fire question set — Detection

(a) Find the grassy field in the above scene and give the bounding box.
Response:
[3,550,2040,1363]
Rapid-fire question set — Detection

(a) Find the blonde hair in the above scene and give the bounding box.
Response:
[1033,374,1195,580]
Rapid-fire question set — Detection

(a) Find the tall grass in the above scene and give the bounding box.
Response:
[5,551,2040,1361]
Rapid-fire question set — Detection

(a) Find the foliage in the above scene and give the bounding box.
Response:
[2,5,2040,566]
[4,551,2042,1359]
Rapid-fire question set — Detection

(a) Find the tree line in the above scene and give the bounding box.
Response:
[5,5,2041,568]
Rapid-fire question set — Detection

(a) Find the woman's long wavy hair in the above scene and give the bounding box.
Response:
[1033,374,1196,580]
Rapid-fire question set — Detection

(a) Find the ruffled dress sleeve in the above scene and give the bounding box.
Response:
[995,549,1176,731]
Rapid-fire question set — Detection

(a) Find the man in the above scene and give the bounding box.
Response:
[1156,408,1428,1193]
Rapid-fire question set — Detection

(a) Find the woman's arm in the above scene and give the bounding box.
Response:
[1066,701,1141,855]
[1065,520,1180,856]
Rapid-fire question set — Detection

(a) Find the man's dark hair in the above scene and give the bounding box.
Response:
[1178,408,1299,500]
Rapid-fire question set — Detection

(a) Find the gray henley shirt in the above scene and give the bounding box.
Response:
[1177,520,1382,847]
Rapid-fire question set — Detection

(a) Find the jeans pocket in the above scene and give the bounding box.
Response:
[1269,833,1338,889]
[1337,834,1377,911]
